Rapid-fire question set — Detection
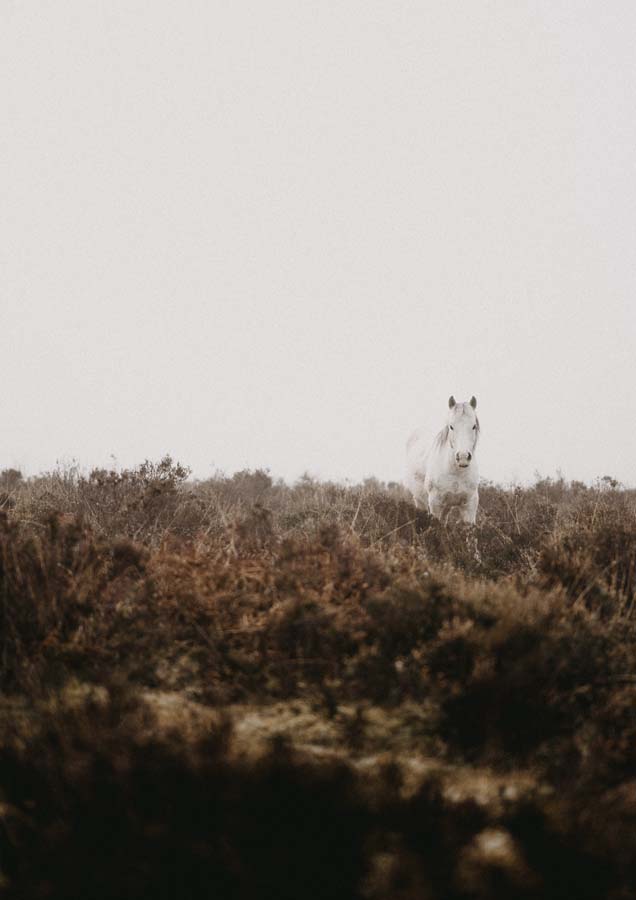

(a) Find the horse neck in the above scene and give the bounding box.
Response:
[441,435,456,473]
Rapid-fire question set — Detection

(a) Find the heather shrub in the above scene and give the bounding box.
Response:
[12,457,201,543]
[538,519,636,614]
[426,589,636,775]
[0,468,23,510]
[0,513,144,692]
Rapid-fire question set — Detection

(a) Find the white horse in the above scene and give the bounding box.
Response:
[405,395,480,524]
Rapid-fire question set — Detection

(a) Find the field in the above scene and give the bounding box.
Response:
[1,459,636,899]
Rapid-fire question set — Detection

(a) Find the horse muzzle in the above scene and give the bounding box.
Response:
[455,451,472,468]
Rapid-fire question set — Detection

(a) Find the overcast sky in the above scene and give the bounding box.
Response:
[2,1,636,485]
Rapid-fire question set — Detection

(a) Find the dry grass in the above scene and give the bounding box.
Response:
[1,460,636,898]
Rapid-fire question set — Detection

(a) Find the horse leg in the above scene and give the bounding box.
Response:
[428,490,444,521]
[413,491,428,511]
[461,496,481,562]
[461,493,478,525]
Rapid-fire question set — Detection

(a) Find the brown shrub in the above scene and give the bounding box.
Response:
[0,513,143,692]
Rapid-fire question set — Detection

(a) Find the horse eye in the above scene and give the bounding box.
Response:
[472,425,476,430]
[449,425,454,430]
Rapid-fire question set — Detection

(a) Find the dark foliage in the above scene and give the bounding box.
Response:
[3,689,636,899]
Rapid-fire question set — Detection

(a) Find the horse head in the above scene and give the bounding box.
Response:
[447,395,479,468]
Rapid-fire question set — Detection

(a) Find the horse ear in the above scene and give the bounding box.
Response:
[448,396,456,408]
[470,396,477,409]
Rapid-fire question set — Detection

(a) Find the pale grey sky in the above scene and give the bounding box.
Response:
[2,1,636,485]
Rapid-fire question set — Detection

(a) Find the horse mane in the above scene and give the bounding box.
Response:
[433,425,449,449]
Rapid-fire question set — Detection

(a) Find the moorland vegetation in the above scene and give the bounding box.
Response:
[1,459,635,899]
